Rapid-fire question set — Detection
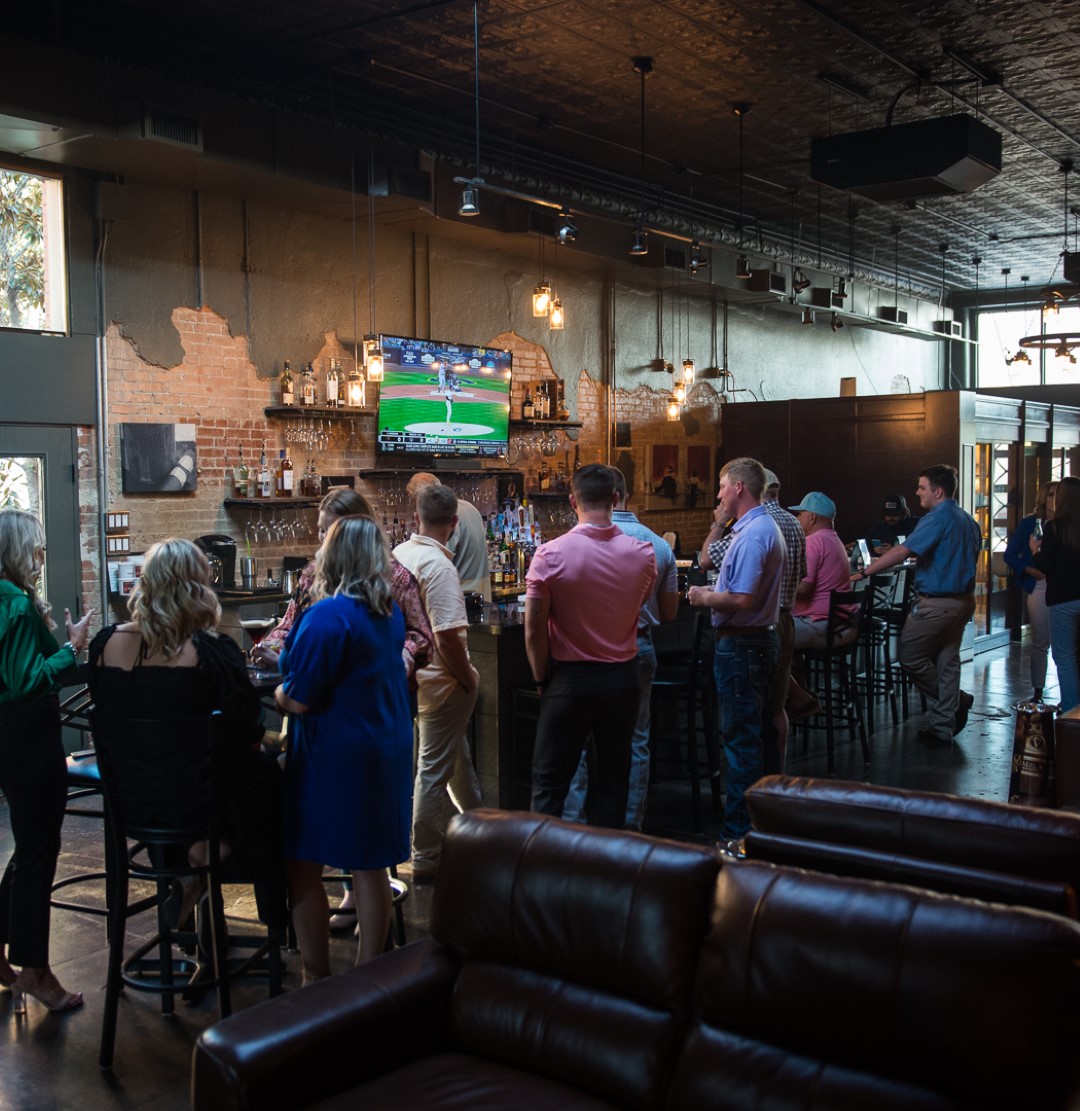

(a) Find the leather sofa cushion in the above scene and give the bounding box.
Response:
[693,860,1080,1109]
[746,774,1080,890]
[309,1052,619,1111]
[432,810,720,1011]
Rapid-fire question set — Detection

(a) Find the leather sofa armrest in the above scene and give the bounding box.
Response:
[192,938,459,1111]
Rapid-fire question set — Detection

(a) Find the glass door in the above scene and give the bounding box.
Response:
[973,441,1014,640]
[0,426,81,618]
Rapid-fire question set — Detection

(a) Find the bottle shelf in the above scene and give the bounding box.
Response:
[264,406,374,419]
[223,497,322,508]
[510,419,582,430]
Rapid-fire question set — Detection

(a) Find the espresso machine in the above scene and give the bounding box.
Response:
[195,534,238,589]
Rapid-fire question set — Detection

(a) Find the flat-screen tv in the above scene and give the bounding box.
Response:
[375,335,512,459]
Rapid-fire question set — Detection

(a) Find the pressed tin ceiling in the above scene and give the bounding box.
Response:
[14,0,1080,295]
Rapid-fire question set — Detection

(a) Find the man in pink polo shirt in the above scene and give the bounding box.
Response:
[788,491,857,649]
[525,464,656,827]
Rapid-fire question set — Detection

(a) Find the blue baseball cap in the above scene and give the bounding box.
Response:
[788,491,836,518]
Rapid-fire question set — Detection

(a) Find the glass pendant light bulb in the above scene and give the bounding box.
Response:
[364,336,384,382]
[666,398,680,421]
[682,358,695,384]
[346,367,366,407]
[549,298,565,330]
[532,281,551,317]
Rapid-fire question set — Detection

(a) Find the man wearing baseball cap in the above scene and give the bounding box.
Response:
[788,492,857,650]
[864,494,920,556]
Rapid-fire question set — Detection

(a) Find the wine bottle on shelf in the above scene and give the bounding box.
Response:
[232,447,245,497]
[301,362,317,407]
[280,448,294,496]
[259,445,273,499]
[325,358,340,408]
[522,388,535,420]
[281,361,295,406]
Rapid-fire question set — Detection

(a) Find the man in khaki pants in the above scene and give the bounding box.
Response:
[851,463,981,744]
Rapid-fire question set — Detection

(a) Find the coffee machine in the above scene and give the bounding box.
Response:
[195,534,238,589]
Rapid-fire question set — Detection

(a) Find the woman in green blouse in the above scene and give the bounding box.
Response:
[0,509,92,1014]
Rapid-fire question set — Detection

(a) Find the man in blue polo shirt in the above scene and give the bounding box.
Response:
[688,457,784,841]
[853,463,981,744]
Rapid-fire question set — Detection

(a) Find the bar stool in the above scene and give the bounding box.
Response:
[649,611,722,831]
[797,588,873,774]
[856,574,900,735]
[91,710,285,1072]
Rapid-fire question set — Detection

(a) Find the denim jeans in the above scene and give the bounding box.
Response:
[1048,599,1080,713]
[713,629,779,840]
[562,639,657,830]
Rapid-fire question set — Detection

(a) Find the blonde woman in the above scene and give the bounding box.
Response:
[0,508,93,1013]
[87,538,286,930]
[276,516,412,980]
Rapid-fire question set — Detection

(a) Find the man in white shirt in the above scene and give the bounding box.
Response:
[393,484,482,881]
[406,472,491,600]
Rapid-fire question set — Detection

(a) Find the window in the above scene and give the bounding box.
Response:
[0,165,67,333]
[977,303,1080,387]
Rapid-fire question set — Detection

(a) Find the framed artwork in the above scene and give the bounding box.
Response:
[649,444,679,501]
[120,423,197,493]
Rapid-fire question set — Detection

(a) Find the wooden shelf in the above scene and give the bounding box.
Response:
[510,419,582,429]
[224,497,322,508]
[358,469,521,480]
[264,405,374,419]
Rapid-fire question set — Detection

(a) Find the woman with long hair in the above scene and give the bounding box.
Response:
[87,538,286,930]
[1031,476,1080,711]
[253,486,432,683]
[254,486,431,932]
[276,516,413,980]
[1005,480,1057,700]
[0,508,93,1013]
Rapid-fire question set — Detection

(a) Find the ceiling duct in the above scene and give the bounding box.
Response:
[811,114,1001,201]
[121,105,203,151]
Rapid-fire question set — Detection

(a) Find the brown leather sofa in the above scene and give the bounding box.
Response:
[193,810,1080,1110]
[744,774,1080,917]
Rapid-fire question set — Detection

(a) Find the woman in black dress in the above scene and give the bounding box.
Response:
[87,538,286,929]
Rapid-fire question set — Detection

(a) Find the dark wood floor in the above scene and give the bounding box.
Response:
[0,635,1053,1109]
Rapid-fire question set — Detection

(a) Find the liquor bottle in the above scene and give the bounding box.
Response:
[556,379,570,421]
[536,381,547,420]
[573,444,581,472]
[259,445,273,499]
[280,448,294,496]
[522,388,535,420]
[539,460,551,491]
[325,358,340,408]
[281,361,295,406]
[301,362,317,407]
[233,446,246,497]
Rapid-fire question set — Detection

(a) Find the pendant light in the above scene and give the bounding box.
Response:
[734,103,751,278]
[548,234,565,330]
[458,2,482,216]
[532,234,551,316]
[364,152,383,383]
[1010,274,1033,365]
[630,56,652,256]
[349,152,367,407]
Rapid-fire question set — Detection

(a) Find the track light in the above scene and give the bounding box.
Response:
[735,254,751,279]
[458,186,479,216]
[629,227,649,256]
[556,213,578,244]
[830,312,843,332]
[792,268,811,294]
[801,307,815,326]
[549,297,565,330]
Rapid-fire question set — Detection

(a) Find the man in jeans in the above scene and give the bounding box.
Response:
[688,457,784,843]
[562,467,678,830]
[393,484,482,881]
[525,464,656,828]
[853,463,981,744]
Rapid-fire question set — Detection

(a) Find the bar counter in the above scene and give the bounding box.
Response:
[467,608,534,808]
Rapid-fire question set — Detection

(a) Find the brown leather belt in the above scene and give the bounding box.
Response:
[918,591,970,600]
[715,624,775,640]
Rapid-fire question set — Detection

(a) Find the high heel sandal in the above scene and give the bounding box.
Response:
[11,973,83,1015]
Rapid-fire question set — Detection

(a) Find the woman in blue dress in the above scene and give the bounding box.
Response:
[275,515,412,980]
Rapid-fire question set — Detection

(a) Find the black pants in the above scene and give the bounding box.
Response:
[531,658,639,829]
[0,695,67,967]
